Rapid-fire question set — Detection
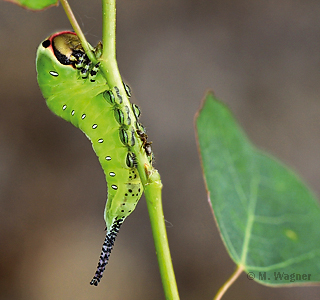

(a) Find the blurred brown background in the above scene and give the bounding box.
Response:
[1,0,320,299]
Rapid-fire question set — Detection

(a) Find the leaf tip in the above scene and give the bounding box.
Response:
[4,0,59,11]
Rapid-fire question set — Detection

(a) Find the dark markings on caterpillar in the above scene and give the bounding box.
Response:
[90,218,124,286]
[114,108,124,125]
[124,106,131,125]
[90,62,100,82]
[81,62,91,78]
[109,172,115,177]
[123,82,131,98]
[75,53,85,69]
[92,124,98,129]
[130,129,135,147]
[114,86,122,104]
[62,105,67,110]
[132,104,141,120]
[81,114,86,119]
[71,110,75,116]
[126,153,137,168]
[105,156,111,161]
[98,139,104,143]
[103,90,115,105]
[49,71,59,77]
[119,128,128,145]
[42,39,51,48]
[111,185,118,190]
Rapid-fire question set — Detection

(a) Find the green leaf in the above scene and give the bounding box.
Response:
[196,92,320,286]
[4,0,58,10]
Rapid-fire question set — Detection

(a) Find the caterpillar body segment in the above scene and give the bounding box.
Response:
[36,31,148,285]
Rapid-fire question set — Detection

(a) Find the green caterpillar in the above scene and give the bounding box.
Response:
[36,31,152,286]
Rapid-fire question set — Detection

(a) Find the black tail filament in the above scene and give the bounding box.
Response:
[90,218,124,286]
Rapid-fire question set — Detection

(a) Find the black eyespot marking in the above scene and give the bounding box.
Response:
[98,139,104,143]
[111,185,118,190]
[92,124,98,129]
[81,114,86,119]
[105,156,111,161]
[128,189,132,193]
[62,105,67,110]
[42,40,51,48]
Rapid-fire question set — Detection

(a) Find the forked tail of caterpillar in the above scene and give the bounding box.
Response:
[90,217,124,286]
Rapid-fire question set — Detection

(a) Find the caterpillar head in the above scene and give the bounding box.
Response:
[39,31,85,65]
[36,32,89,97]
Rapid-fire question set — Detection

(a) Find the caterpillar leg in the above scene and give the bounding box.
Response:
[90,217,124,286]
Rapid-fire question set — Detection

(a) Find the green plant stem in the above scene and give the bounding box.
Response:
[100,1,180,298]
[144,172,180,300]
[214,266,243,300]
[100,1,179,298]
[61,0,180,298]
[59,0,97,64]
[101,0,116,62]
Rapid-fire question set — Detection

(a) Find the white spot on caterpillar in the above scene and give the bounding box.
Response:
[92,124,98,129]
[62,105,67,110]
[105,156,111,161]
[81,114,86,119]
[71,110,75,116]
[98,139,104,143]
[111,185,118,190]
[109,172,115,177]
[49,71,59,77]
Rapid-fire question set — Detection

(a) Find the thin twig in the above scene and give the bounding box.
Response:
[214,265,243,300]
